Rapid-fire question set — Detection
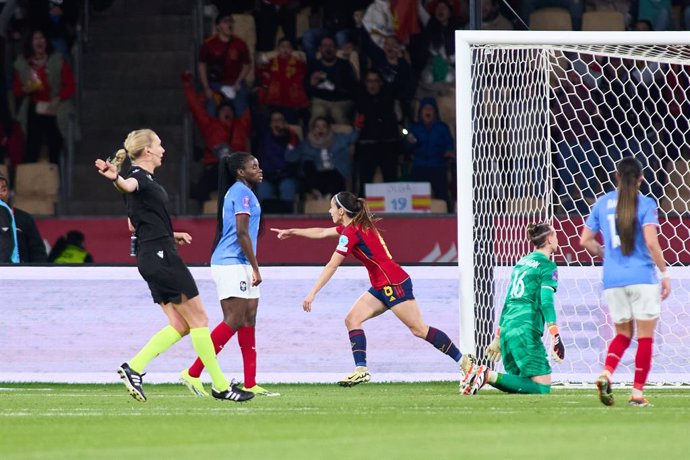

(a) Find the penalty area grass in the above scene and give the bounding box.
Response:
[1,382,689,460]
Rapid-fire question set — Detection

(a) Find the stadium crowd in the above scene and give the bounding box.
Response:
[0,0,689,228]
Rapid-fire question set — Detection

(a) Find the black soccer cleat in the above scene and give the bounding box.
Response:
[117,362,147,402]
[212,383,255,402]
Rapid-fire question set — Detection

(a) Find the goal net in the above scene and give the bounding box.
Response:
[455,31,690,384]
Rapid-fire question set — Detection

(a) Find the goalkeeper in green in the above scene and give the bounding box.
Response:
[461,223,565,395]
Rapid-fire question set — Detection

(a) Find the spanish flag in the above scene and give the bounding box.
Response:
[411,194,431,211]
[367,196,385,212]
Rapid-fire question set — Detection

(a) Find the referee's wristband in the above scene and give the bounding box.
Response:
[659,271,670,280]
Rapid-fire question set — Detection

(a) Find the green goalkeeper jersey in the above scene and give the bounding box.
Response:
[499,251,559,334]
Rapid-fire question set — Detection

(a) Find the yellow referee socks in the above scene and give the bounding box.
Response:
[129,325,182,374]
[190,327,229,392]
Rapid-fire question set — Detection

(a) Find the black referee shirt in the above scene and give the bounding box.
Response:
[125,166,174,243]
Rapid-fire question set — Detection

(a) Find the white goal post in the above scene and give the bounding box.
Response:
[455,31,690,384]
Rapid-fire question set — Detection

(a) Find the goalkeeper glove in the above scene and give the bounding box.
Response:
[549,325,565,362]
[485,327,501,362]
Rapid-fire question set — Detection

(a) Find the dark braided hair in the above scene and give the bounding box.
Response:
[527,222,553,248]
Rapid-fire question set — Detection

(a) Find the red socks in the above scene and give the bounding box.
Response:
[188,322,235,378]
[604,334,631,374]
[186,323,258,388]
[634,337,653,391]
[238,326,257,388]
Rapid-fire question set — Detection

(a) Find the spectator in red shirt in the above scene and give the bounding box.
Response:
[12,29,75,164]
[256,38,310,124]
[182,71,251,203]
[198,12,251,117]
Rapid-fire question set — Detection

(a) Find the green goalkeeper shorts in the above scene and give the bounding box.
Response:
[500,327,552,377]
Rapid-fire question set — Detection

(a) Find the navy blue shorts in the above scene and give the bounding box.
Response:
[368,278,415,309]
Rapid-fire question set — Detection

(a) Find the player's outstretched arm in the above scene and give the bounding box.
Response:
[271,227,339,240]
[95,158,137,193]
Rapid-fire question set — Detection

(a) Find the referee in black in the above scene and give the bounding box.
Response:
[95,128,253,403]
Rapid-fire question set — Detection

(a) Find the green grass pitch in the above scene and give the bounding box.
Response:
[2,382,689,460]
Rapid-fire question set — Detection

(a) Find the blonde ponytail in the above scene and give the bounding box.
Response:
[111,148,128,172]
[112,129,156,172]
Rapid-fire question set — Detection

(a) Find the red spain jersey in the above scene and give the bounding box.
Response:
[335,224,409,289]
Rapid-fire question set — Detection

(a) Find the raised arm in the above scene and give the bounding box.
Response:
[95,158,137,193]
[303,251,345,312]
[271,227,339,240]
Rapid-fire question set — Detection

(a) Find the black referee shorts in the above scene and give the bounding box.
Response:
[136,238,199,305]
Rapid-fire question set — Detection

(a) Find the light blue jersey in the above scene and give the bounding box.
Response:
[211,182,261,265]
[585,190,659,289]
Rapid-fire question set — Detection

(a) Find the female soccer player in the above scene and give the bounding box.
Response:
[271,191,471,386]
[180,153,279,397]
[461,223,565,396]
[580,156,671,407]
[95,129,253,403]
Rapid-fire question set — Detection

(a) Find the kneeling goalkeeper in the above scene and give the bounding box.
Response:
[461,223,565,395]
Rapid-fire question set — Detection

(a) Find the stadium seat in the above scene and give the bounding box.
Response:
[11,197,55,215]
[662,159,690,215]
[233,14,256,84]
[274,7,311,46]
[202,199,218,215]
[15,163,59,197]
[295,7,310,39]
[436,92,456,132]
[303,197,332,214]
[13,163,59,215]
[331,124,353,134]
[430,199,448,213]
[505,196,546,215]
[582,11,625,31]
[529,8,572,31]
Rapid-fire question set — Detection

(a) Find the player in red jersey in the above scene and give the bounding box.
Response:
[271,191,472,386]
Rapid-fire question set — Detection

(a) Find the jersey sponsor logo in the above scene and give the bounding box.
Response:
[517,259,540,268]
[240,281,247,292]
[156,250,164,258]
[336,235,349,252]
[242,195,251,209]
